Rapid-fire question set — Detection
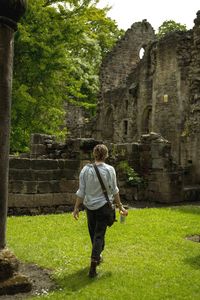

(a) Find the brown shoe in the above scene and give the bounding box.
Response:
[89,260,98,278]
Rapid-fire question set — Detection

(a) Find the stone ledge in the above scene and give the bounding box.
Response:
[8,193,76,207]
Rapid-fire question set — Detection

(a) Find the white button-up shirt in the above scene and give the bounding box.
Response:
[76,163,119,210]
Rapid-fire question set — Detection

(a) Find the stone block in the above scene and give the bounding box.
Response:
[34,170,54,181]
[152,158,164,169]
[37,181,53,194]
[8,193,76,208]
[63,160,80,170]
[62,169,79,180]
[59,179,79,193]
[52,193,76,205]
[9,158,31,169]
[30,144,46,157]
[9,169,35,181]
[31,159,59,170]
[23,181,38,194]
[9,181,23,193]
[31,133,55,144]
[8,194,49,207]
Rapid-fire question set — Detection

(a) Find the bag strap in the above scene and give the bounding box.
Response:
[93,164,111,207]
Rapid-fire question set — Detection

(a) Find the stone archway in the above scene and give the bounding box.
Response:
[141,105,152,134]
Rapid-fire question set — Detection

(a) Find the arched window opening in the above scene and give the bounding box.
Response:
[139,47,145,59]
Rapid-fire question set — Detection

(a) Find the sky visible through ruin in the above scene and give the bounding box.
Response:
[98,0,200,32]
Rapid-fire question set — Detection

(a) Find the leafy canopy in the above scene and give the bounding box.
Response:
[12,0,123,152]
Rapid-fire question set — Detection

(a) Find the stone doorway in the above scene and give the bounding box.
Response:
[142,105,152,133]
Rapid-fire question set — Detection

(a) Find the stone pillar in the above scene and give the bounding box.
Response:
[0,2,32,297]
[0,0,27,250]
[139,132,183,203]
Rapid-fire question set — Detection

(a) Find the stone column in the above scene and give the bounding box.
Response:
[0,0,27,249]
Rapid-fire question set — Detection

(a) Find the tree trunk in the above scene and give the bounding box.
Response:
[0,25,14,249]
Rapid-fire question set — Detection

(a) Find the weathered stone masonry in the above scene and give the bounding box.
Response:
[8,134,137,215]
[92,12,200,190]
[8,157,79,215]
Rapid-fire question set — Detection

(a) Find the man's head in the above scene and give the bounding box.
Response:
[93,144,108,162]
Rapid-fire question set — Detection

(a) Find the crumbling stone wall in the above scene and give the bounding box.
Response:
[8,157,80,215]
[94,20,155,142]
[8,132,200,215]
[64,101,93,139]
[181,12,200,180]
[8,135,137,215]
[92,11,200,187]
[8,134,97,215]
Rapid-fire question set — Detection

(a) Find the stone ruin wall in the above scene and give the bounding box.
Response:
[8,133,200,216]
[95,20,155,142]
[8,134,138,215]
[8,134,79,215]
[99,20,155,92]
[93,12,200,187]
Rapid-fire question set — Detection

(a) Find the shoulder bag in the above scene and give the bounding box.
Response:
[93,164,117,227]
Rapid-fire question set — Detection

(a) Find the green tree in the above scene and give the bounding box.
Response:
[157,20,187,38]
[12,0,123,152]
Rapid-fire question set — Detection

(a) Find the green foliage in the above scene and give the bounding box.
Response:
[157,20,187,38]
[12,0,123,152]
[117,161,143,186]
[7,206,200,299]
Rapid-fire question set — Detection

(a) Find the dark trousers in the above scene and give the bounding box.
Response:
[86,203,109,261]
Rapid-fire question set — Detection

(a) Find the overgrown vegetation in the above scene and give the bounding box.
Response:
[117,161,144,187]
[157,20,187,38]
[7,206,200,299]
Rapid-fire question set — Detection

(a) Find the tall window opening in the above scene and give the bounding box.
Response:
[124,120,128,135]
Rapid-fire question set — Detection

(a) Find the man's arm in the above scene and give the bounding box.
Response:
[72,196,83,220]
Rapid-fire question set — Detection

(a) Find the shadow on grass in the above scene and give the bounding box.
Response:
[184,255,200,270]
[58,267,112,292]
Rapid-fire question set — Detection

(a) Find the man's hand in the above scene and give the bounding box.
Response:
[119,207,128,216]
[72,208,79,220]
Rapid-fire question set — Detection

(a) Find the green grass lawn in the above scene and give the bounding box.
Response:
[7,206,200,300]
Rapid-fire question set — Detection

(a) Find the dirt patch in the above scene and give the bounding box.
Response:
[186,235,200,242]
[0,262,57,299]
